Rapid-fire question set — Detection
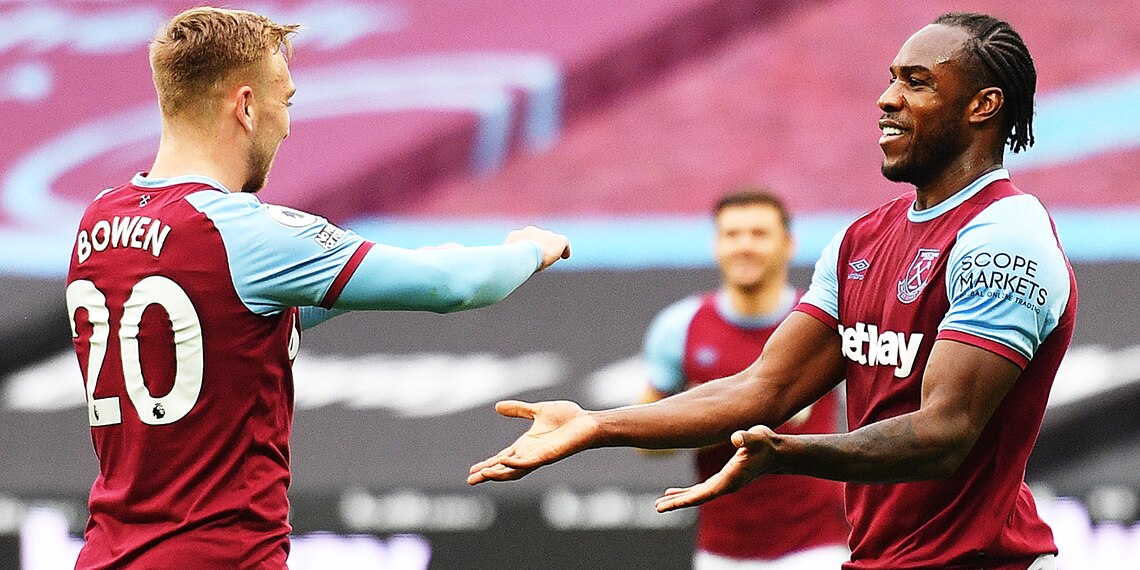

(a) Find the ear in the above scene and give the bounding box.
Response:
[233,86,255,133]
[966,86,1003,126]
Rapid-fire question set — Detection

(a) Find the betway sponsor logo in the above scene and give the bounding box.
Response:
[838,322,923,378]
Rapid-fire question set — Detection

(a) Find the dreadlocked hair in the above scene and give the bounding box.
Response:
[934,12,1037,153]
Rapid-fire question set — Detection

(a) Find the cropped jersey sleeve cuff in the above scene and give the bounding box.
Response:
[937,329,1030,370]
[319,241,374,309]
[794,302,839,328]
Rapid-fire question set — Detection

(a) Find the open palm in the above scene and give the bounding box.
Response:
[655,425,780,512]
[467,400,599,485]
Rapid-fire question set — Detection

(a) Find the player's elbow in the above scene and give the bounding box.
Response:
[428,278,502,313]
[424,285,476,313]
[923,447,971,479]
[915,417,979,479]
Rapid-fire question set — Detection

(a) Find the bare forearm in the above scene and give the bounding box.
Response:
[592,312,845,451]
[770,413,967,483]
[593,373,787,450]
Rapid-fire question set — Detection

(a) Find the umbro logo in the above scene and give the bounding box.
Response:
[847,258,870,280]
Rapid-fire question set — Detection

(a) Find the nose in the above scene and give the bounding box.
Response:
[877,81,903,113]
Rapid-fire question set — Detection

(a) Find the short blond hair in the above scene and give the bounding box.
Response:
[149,7,299,118]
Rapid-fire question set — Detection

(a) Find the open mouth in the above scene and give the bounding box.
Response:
[879,124,908,148]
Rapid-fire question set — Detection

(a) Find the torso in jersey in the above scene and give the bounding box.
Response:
[66,174,370,570]
[797,169,1077,570]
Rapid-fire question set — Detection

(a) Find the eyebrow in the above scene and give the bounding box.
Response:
[892,64,933,75]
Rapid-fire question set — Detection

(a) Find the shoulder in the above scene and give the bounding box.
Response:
[950,193,1070,293]
[645,294,704,341]
[652,294,705,328]
[957,194,1059,250]
[940,192,1074,361]
[185,192,335,237]
[185,189,265,216]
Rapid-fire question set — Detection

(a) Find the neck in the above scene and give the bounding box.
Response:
[725,278,788,317]
[148,120,249,192]
[913,150,1003,211]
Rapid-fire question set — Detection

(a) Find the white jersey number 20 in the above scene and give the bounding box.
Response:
[66,276,204,427]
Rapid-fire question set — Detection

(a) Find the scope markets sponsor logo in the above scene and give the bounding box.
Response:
[956,251,1048,313]
[838,322,923,378]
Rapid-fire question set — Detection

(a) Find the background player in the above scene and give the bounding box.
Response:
[642,189,847,568]
[470,12,1073,570]
[65,7,569,569]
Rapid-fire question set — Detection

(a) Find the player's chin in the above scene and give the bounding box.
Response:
[880,156,918,184]
[725,271,766,290]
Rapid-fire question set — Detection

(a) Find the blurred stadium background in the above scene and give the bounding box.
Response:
[2,0,1139,568]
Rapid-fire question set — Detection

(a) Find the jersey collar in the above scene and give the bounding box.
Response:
[132,172,233,193]
[907,168,1010,223]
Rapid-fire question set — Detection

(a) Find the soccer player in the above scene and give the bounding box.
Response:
[65,7,570,569]
[469,12,1073,570]
[642,189,848,568]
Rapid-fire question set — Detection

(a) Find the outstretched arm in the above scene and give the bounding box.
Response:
[596,312,844,449]
[329,226,570,314]
[654,337,1020,512]
[467,310,845,484]
[198,190,571,323]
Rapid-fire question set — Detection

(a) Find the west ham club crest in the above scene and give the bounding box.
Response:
[897,248,940,304]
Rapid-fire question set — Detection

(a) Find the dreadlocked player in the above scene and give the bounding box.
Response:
[470,12,1072,570]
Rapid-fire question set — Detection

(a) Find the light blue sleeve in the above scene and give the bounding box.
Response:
[642,296,702,395]
[186,191,369,315]
[940,195,1071,360]
[188,191,544,322]
[298,306,345,329]
[798,224,849,321]
[333,241,541,313]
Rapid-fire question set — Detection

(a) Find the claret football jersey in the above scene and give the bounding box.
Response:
[797,169,1077,569]
[66,174,372,569]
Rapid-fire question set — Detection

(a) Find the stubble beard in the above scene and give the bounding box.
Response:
[881,105,971,187]
[881,133,951,188]
[242,146,275,193]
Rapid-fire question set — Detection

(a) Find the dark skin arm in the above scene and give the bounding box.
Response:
[468,311,845,483]
[654,337,1021,512]
[468,312,1021,512]
[596,312,845,449]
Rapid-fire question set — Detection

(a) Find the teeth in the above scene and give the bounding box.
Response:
[882,126,903,136]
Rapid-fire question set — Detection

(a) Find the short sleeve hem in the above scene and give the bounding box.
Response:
[937,329,1029,369]
[795,302,839,329]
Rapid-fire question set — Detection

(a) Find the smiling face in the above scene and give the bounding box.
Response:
[877,24,977,188]
[714,203,793,294]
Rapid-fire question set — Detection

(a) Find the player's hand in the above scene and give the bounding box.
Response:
[467,400,597,485]
[505,226,571,271]
[654,425,781,512]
